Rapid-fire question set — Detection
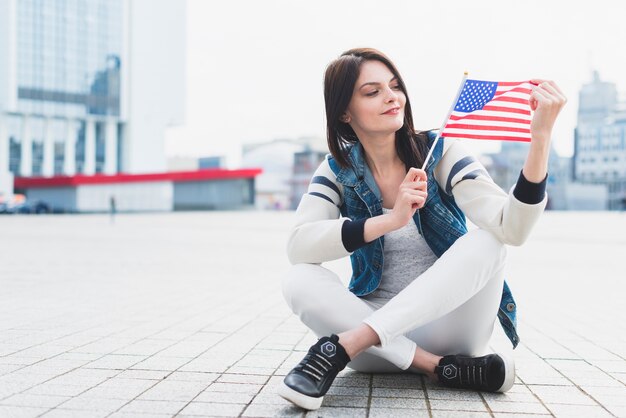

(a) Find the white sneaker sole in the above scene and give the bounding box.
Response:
[496,351,516,392]
[278,381,324,410]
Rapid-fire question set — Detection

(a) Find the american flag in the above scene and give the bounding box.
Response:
[441,79,533,142]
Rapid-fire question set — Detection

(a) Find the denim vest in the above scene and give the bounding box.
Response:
[327,132,520,348]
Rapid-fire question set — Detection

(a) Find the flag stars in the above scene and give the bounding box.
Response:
[455,79,498,112]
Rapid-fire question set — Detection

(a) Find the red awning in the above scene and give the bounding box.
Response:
[15,168,263,188]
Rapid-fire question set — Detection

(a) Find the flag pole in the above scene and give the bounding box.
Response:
[420,71,469,170]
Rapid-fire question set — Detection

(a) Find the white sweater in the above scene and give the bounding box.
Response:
[287,139,547,265]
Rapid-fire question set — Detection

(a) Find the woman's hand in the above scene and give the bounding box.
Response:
[529,79,567,146]
[363,167,427,243]
[389,167,428,229]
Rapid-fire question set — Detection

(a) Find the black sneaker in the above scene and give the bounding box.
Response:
[278,334,351,410]
[435,353,515,392]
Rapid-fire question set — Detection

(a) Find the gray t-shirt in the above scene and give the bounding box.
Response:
[367,207,439,300]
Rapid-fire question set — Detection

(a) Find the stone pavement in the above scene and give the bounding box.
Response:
[0,211,625,418]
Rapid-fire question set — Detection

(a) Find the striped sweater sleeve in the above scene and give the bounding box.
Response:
[286,156,357,264]
[434,139,547,246]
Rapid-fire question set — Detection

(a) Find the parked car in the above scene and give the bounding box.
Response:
[0,194,51,214]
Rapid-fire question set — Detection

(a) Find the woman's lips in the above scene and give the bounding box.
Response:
[383,107,401,115]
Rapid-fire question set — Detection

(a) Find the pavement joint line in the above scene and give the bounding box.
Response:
[0,323,147,402]
[524,318,626,366]
[365,372,373,418]
[516,376,556,418]
[477,389,495,417]
[421,373,434,418]
[522,321,626,392]
[165,302,287,417]
[517,345,616,418]
[235,316,310,418]
[33,300,277,416]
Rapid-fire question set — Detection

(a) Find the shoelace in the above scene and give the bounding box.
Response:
[296,352,333,381]
[458,364,486,388]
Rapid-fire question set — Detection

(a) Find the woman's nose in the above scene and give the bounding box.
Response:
[385,87,399,101]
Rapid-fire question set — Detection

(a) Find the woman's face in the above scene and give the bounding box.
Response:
[343,60,406,138]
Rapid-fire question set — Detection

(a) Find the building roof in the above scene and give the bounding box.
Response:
[14,168,263,188]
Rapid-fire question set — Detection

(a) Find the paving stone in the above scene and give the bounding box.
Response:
[205,382,263,395]
[79,378,157,399]
[529,384,597,405]
[369,408,430,418]
[322,395,368,408]
[325,385,370,396]
[428,398,489,412]
[24,384,91,397]
[486,400,551,414]
[137,379,208,401]
[41,408,109,418]
[430,412,491,418]
[334,375,371,387]
[303,406,368,417]
[251,393,297,406]
[115,369,170,380]
[481,391,537,403]
[545,403,614,417]
[117,399,188,415]
[164,371,219,383]
[195,390,254,404]
[129,356,190,371]
[241,403,304,417]
[370,396,428,409]
[426,389,482,401]
[55,396,128,412]
[85,354,146,369]
[0,394,69,408]
[216,373,269,384]
[179,401,245,416]
[371,387,424,398]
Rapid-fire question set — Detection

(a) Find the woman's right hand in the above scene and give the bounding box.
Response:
[389,167,428,230]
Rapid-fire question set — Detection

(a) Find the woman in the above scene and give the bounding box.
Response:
[279,48,566,410]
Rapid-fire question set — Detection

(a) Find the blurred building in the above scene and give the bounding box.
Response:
[15,168,261,211]
[290,149,327,210]
[242,138,323,210]
[0,0,247,212]
[483,141,572,210]
[574,71,626,210]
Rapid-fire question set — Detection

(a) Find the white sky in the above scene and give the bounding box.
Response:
[165,0,626,167]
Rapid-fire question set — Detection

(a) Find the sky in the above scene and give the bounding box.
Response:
[165,0,626,168]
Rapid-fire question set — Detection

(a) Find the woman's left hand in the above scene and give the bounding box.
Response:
[529,79,567,145]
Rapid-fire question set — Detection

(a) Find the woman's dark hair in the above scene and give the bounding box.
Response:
[323,48,429,170]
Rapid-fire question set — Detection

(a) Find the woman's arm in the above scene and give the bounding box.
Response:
[438,142,548,245]
[287,157,354,264]
[434,80,566,246]
[522,79,568,182]
[434,141,545,246]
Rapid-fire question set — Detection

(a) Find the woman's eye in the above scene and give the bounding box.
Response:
[392,85,401,90]
[366,91,378,96]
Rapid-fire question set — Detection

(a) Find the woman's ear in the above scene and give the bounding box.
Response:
[340,114,351,123]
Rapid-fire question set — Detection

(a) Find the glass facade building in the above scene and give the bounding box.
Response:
[1,0,126,184]
[574,72,626,210]
[1,0,186,206]
[16,0,123,118]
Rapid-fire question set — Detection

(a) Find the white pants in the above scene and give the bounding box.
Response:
[281,229,507,373]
